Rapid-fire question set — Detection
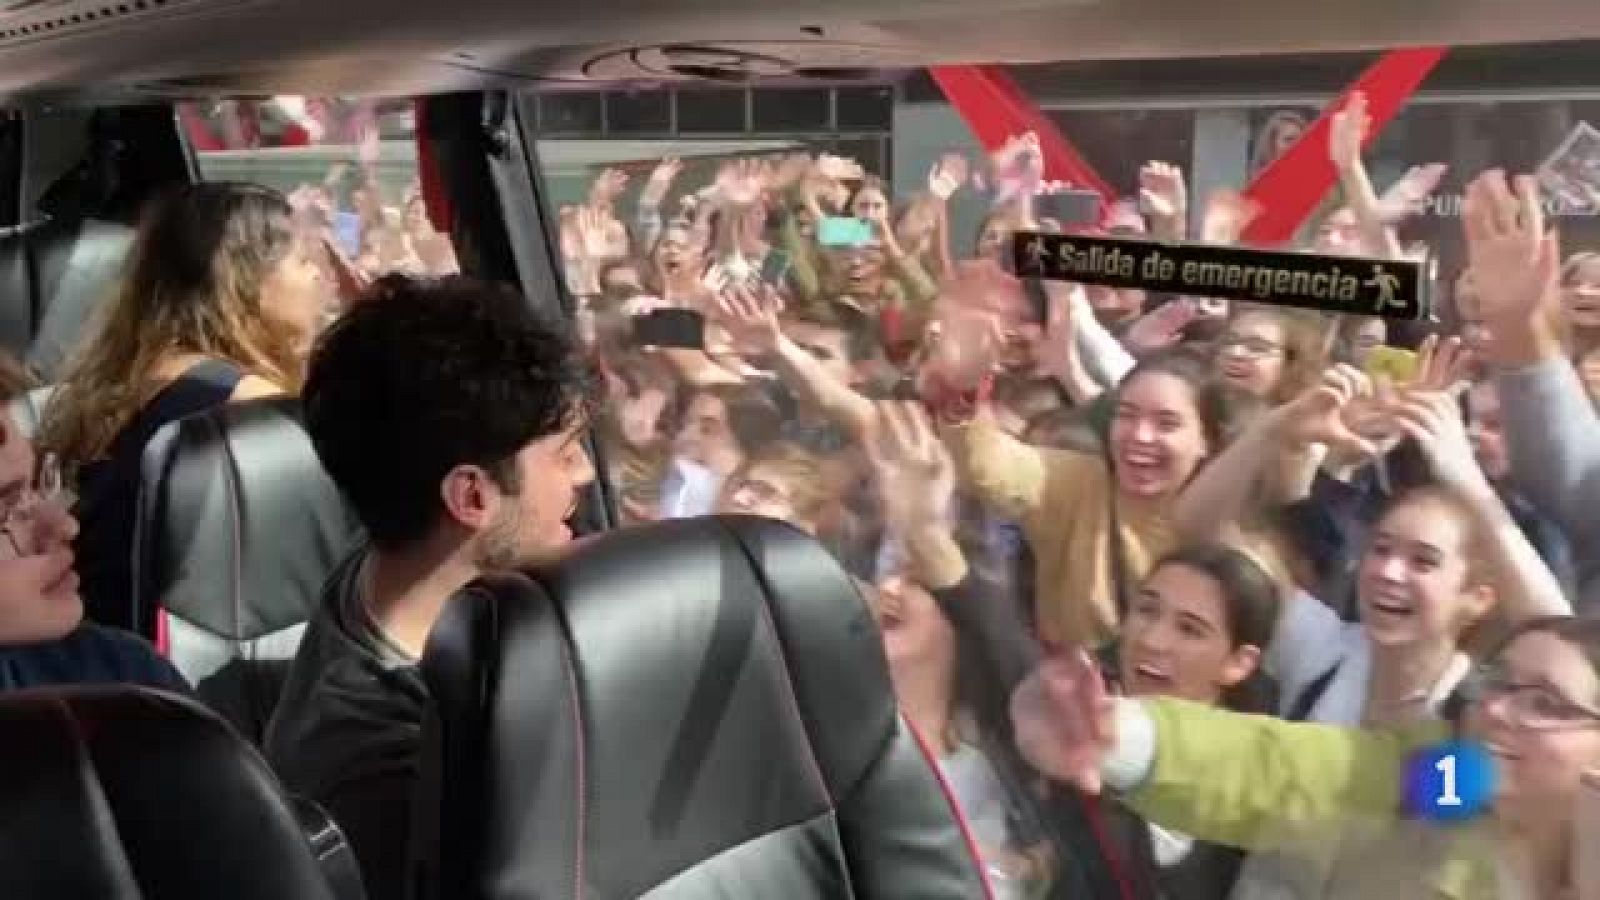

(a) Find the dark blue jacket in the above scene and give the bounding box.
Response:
[0,624,190,693]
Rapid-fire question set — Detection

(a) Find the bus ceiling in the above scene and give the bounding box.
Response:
[0,0,1595,100]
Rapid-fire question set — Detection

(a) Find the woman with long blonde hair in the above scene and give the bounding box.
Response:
[40,181,328,634]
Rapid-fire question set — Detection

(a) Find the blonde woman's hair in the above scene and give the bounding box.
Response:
[40,182,306,470]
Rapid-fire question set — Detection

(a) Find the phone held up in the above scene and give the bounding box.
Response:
[632,307,705,350]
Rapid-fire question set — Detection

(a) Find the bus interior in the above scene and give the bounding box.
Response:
[3,0,1600,898]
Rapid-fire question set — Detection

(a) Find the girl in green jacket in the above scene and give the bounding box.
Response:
[1013,615,1600,899]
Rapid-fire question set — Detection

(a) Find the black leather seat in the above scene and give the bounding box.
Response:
[132,395,363,744]
[0,685,352,899]
[0,216,134,380]
[410,515,988,899]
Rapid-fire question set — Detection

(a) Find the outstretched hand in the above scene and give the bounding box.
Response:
[1011,649,1119,794]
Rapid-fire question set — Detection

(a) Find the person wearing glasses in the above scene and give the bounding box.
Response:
[1212,306,1330,407]
[0,357,187,692]
[1012,614,1600,899]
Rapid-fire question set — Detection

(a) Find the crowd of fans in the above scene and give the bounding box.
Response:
[0,84,1597,898]
[554,90,1600,898]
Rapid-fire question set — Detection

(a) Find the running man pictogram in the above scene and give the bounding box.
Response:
[1365,264,1405,313]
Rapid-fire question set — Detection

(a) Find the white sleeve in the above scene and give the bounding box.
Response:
[1102,698,1157,793]
[1068,288,1136,387]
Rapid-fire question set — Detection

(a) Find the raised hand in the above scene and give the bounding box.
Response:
[1200,189,1262,245]
[1329,91,1370,174]
[1409,333,1471,395]
[716,158,770,208]
[1274,364,1382,458]
[714,281,785,356]
[1010,649,1119,793]
[575,205,614,260]
[1138,161,1188,222]
[639,157,683,208]
[1123,298,1198,355]
[589,167,630,211]
[1032,282,1081,381]
[1463,170,1561,341]
[1387,389,1491,495]
[928,153,970,200]
[1377,163,1448,224]
[815,153,864,183]
[866,399,956,529]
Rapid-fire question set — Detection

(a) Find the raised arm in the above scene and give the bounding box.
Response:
[1390,389,1571,622]
[1466,169,1600,606]
[1010,650,1439,850]
[1328,92,1404,259]
[1173,365,1380,543]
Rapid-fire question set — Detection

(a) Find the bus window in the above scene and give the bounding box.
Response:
[523,59,1600,900]
[178,97,460,296]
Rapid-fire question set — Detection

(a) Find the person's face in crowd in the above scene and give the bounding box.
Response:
[652,226,703,284]
[870,574,956,680]
[1314,207,1361,255]
[0,424,82,646]
[673,393,744,478]
[792,204,819,239]
[840,244,888,300]
[1346,316,1388,367]
[717,462,813,533]
[1108,370,1210,499]
[1120,562,1259,706]
[260,231,334,350]
[471,417,595,569]
[1466,382,1510,483]
[1565,255,1600,331]
[1214,310,1288,398]
[1086,284,1145,327]
[1272,119,1305,159]
[976,217,1013,262]
[851,186,890,223]
[1356,494,1493,650]
[1465,631,1600,825]
[785,319,858,387]
[617,383,669,450]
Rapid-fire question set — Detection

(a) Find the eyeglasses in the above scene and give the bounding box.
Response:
[1462,664,1600,731]
[0,453,67,560]
[1216,334,1284,360]
[1209,334,1286,358]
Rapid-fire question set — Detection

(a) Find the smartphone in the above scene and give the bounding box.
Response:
[817,216,874,248]
[1033,190,1103,229]
[759,249,792,286]
[633,308,705,350]
[332,211,363,257]
[1364,345,1419,384]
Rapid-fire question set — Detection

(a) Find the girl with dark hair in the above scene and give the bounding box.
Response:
[930,343,1242,649]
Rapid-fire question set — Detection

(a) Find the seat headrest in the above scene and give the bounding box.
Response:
[0,686,336,899]
[414,515,982,899]
[133,395,362,679]
[0,216,134,381]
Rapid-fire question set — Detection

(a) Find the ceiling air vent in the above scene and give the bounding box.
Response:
[0,0,174,42]
[577,40,915,84]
